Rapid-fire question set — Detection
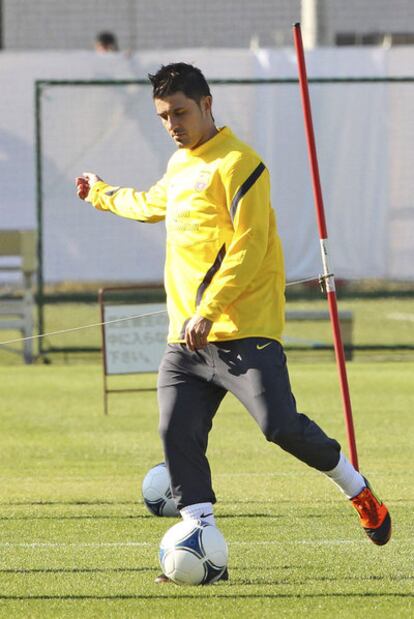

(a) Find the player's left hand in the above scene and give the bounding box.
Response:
[185,315,213,351]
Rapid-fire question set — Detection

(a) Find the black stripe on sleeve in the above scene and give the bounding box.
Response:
[195,244,226,307]
[230,162,265,223]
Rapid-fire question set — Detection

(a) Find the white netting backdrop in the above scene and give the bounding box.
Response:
[41,82,170,283]
[39,79,414,284]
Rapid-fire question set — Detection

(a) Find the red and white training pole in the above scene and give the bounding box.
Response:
[292,22,359,470]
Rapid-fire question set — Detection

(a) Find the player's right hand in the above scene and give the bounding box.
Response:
[75,172,102,200]
[75,176,89,200]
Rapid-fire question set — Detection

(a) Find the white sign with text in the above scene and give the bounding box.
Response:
[103,303,169,375]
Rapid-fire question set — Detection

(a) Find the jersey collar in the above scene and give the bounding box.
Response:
[189,126,232,156]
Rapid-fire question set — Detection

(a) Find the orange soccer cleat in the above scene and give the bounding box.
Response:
[350,478,392,546]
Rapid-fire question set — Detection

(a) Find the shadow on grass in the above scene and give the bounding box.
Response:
[0,515,151,521]
[0,498,341,507]
[0,565,298,576]
[237,575,414,586]
[2,566,412,585]
[0,501,139,507]
[0,567,156,574]
[0,512,284,521]
[0,593,413,601]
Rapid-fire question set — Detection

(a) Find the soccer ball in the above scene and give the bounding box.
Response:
[159,518,228,585]
[141,463,179,517]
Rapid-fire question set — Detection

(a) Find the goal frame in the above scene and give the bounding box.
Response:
[34,76,414,356]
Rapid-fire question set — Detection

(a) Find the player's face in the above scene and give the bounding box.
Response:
[154,92,216,150]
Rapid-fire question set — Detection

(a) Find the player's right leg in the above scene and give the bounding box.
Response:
[155,344,227,584]
[157,344,227,512]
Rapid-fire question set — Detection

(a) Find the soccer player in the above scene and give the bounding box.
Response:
[76,63,391,583]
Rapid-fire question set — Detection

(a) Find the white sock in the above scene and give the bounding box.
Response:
[324,452,366,499]
[180,502,216,526]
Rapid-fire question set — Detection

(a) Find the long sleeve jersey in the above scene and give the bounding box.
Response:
[86,126,286,343]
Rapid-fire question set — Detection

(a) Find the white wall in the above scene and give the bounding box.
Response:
[3,0,414,51]
[3,0,301,50]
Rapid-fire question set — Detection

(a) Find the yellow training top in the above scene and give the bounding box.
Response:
[87,127,286,343]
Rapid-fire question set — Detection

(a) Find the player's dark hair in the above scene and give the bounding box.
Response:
[148,63,211,103]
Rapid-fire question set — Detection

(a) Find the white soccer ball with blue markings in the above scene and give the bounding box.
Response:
[159,518,228,585]
[141,463,179,517]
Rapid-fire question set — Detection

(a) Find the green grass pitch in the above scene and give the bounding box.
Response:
[0,360,413,618]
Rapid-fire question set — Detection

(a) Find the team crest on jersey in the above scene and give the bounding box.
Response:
[194,170,211,191]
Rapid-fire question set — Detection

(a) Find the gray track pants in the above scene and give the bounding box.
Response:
[157,338,340,510]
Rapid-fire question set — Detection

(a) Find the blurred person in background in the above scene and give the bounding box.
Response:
[95,31,119,53]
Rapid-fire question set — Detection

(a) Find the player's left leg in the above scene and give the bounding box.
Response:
[326,454,391,545]
[211,338,391,545]
[212,338,340,469]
